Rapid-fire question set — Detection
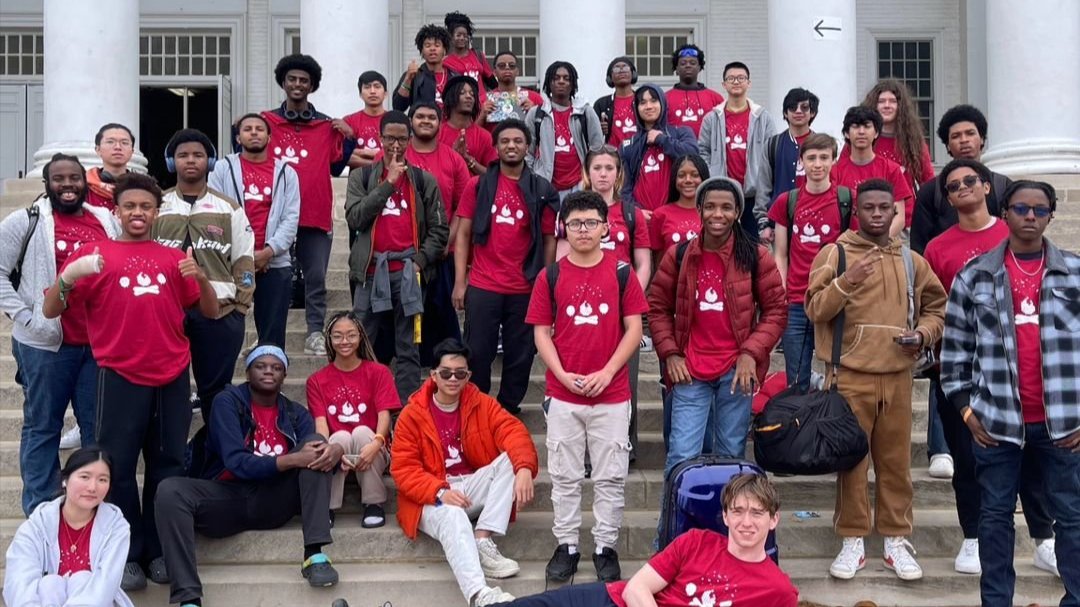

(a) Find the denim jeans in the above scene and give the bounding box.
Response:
[781,303,815,393]
[13,339,98,515]
[664,368,752,477]
[973,423,1080,607]
[926,381,949,458]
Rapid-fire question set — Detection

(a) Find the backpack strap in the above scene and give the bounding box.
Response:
[621,202,636,253]
[836,186,853,231]
[615,260,632,317]
[990,173,1009,215]
[10,205,40,292]
[575,111,589,149]
[767,132,784,173]
[784,187,799,251]
[533,107,548,150]
[901,245,916,329]
[830,244,848,382]
[223,157,244,205]
[545,260,560,322]
[674,240,691,278]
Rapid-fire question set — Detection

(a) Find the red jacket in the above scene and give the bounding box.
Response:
[390,378,539,540]
[647,238,787,387]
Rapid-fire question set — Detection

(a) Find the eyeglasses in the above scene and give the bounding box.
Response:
[611,65,633,73]
[565,219,604,232]
[1008,203,1052,218]
[329,332,360,342]
[724,75,749,84]
[944,174,982,193]
[436,368,470,380]
[677,48,701,58]
[495,62,517,70]
[100,138,133,148]
[381,135,410,146]
[786,102,813,114]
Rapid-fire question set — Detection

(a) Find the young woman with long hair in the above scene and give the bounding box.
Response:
[860,79,935,189]
[649,154,710,271]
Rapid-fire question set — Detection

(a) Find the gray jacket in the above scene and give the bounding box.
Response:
[524,99,605,184]
[209,153,301,269]
[0,198,120,351]
[3,497,134,607]
[697,98,778,226]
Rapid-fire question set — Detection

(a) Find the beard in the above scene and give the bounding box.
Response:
[499,156,525,169]
[46,186,86,215]
[242,142,268,155]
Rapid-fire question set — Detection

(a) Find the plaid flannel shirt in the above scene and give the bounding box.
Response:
[941,239,1080,446]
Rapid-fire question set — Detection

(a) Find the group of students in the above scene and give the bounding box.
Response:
[2,10,1078,607]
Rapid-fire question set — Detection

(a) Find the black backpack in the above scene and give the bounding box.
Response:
[784,186,853,251]
[545,259,633,321]
[8,205,40,292]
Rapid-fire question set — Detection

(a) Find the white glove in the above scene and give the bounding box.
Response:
[60,252,103,282]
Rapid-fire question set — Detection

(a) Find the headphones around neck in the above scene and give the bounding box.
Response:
[164,134,218,174]
[284,107,316,122]
[606,61,639,88]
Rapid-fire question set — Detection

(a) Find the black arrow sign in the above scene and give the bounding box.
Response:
[814,19,842,37]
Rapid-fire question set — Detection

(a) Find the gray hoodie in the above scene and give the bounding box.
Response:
[0,198,120,351]
[524,98,605,184]
[4,497,134,607]
[697,98,778,226]
[209,153,301,269]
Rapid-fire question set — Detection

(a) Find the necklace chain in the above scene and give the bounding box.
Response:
[61,514,94,553]
[1008,248,1045,278]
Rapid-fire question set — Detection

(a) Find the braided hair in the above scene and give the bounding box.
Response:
[695,177,758,275]
[323,311,377,364]
[542,61,579,100]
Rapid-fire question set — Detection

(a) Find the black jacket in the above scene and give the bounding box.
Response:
[471,166,559,282]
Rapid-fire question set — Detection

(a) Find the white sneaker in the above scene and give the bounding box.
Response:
[639,335,654,352]
[1034,539,1060,577]
[241,339,259,357]
[472,585,515,606]
[928,453,954,479]
[476,537,520,579]
[59,426,81,450]
[304,331,326,356]
[954,538,981,574]
[884,536,923,580]
[829,537,865,579]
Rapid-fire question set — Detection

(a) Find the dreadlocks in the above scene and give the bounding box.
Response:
[696,177,759,275]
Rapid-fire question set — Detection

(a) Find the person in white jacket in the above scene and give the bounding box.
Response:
[4,447,134,607]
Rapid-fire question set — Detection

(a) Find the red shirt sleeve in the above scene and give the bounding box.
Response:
[621,268,650,316]
[524,267,554,326]
[373,364,403,412]
[888,164,916,226]
[306,373,327,420]
[647,527,696,582]
[181,273,201,308]
[632,208,651,250]
[767,192,791,227]
[541,205,556,235]
[456,176,481,219]
[648,208,665,252]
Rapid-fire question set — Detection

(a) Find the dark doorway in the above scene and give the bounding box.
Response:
[139,86,218,188]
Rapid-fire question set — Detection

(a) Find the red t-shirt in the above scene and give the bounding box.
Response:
[443,51,495,99]
[342,110,385,156]
[370,171,416,273]
[600,202,650,264]
[526,255,649,405]
[406,143,471,218]
[686,245,740,381]
[429,399,474,476]
[633,147,673,213]
[52,210,108,346]
[550,107,582,191]
[1005,252,1046,424]
[306,361,402,435]
[649,204,701,252]
[63,239,200,386]
[830,154,915,229]
[439,122,498,169]
[870,134,936,187]
[239,156,276,250]
[724,107,752,185]
[57,514,95,576]
[261,111,344,232]
[456,174,556,295]
[767,183,846,304]
[666,87,725,137]
[607,94,638,147]
[607,529,799,607]
[218,403,289,481]
[924,218,1009,292]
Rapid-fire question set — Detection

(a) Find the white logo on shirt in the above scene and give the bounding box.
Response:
[331,401,364,424]
[671,230,698,244]
[382,198,408,217]
[644,155,661,174]
[445,444,462,469]
[365,137,379,150]
[554,135,571,153]
[799,224,821,244]
[493,204,524,226]
[1016,297,1039,326]
[244,182,271,202]
[274,145,310,165]
[565,301,610,326]
[725,134,747,150]
[698,287,724,312]
[256,440,285,457]
[614,119,637,134]
[118,272,166,297]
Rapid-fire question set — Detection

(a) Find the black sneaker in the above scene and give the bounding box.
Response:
[147,556,170,584]
[545,544,580,583]
[121,561,147,591]
[593,547,622,582]
[302,553,339,587]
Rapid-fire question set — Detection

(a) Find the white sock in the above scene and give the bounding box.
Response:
[567,544,578,555]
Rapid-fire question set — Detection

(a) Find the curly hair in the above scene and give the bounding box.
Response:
[936,104,988,150]
[274,54,322,92]
[113,172,163,208]
[542,61,579,100]
[444,11,474,37]
[414,24,451,54]
[861,79,924,183]
[671,44,705,71]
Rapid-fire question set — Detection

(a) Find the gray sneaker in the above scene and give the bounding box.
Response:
[59,426,81,450]
[304,331,326,356]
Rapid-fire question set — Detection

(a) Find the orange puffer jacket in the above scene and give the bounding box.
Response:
[390,378,539,540]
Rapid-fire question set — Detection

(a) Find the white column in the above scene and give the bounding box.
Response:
[539,0,625,105]
[30,0,145,177]
[767,0,857,141]
[982,0,1080,175]
[300,0,389,119]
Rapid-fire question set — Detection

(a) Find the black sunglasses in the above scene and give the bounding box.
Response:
[436,368,470,380]
[1007,203,1052,218]
[945,174,981,193]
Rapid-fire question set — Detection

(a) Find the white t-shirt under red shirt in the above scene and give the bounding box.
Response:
[52,210,108,346]
[62,239,200,386]
[767,183,847,304]
[686,244,740,381]
[429,399,474,476]
[607,529,798,607]
[306,360,402,435]
[526,254,649,405]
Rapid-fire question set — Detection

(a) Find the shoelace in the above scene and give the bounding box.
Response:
[887,538,919,570]
[836,540,862,566]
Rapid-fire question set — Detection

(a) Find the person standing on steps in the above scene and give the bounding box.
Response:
[440,75,499,177]
[342,71,389,170]
[1,153,119,515]
[41,172,220,592]
[856,79,935,193]
[593,56,639,148]
[649,154,708,270]
[262,53,357,357]
[482,51,543,132]
[443,11,498,100]
[391,338,538,607]
[665,44,724,139]
[923,160,1058,577]
[209,113,300,349]
[157,128,255,420]
[762,88,819,216]
[393,24,461,112]
[804,179,946,583]
[941,180,1079,606]
[528,191,648,584]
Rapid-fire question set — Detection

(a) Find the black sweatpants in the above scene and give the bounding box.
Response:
[155,434,334,604]
[95,367,191,564]
[934,378,1054,539]
[186,308,246,420]
[463,285,535,412]
[503,582,615,606]
[420,257,462,368]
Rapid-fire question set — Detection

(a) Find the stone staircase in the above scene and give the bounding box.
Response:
[1,176,1077,606]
